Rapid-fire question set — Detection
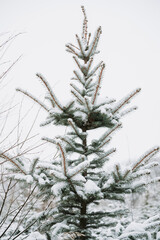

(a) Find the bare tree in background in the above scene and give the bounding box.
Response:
[0,33,51,240]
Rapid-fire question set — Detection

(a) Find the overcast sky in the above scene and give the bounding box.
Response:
[0,0,160,165]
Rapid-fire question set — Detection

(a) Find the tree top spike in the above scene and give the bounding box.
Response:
[81,6,88,42]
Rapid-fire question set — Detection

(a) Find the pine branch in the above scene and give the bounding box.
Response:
[71,90,84,104]
[97,138,111,150]
[87,61,103,79]
[112,88,141,114]
[65,44,79,57]
[132,146,160,171]
[100,123,122,142]
[16,88,49,112]
[73,70,84,85]
[87,57,93,72]
[70,83,83,97]
[57,137,76,149]
[45,95,55,108]
[85,78,93,88]
[64,101,75,111]
[76,34,85,58]
[41,137,56,145]
[100,148,116,159]
[88,26,102,58]
[57,142,67,176]
[73,56,82,72]
[68,119,83,140]
[69,43,80,51]
[55,136,83,154]
[69,160,89,178]
[120,106,137,117]
[36,73,63,111]
[116,165,121,180]
[81,5,88,42]
[84,97,91,112]
[92,63,105,104]
[87,33,91,47]
[123,147,160,179]
[0,153,26,175]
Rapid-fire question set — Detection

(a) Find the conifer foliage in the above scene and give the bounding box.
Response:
[15,6,160,240]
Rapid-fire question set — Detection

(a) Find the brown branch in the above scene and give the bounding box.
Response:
[16,88,49,112]
[66,44,79,57]
[57,143,67,176]
[97,138,111,150]
[66,177,82,202]
[123,147,160,179]
[116,165,121,179]
[73,56,82,72]
[70,165,88,179]
[92,64,105,104]
[87,61,103,80]
[76,34,85,57]
[0,101,35,145]
[84,97,90,112]
[58,137,74,149]
[73,71,84,85]
[132,147,160,171]
[0,153,26,175]
[70,83,82,96]
[36,73,63,111]
[20,106,41,149]
[88,26,102,58]
[0,185,36,239]
[0,103,19,115]
[71,90,84,104]
[85,78,93,88]
[15,142,47,157]
[0,134,38,156]
[0,33,24,48]
[0,95,16,136]
[0,179,12,216]
[81,6,88,41]
[101,123,122,142]
[112,88,141,114]
[0,55,22,81]
[87,33,91,47]
[87,57,93,72]
[68,119,82,139]
[69,43,80,50]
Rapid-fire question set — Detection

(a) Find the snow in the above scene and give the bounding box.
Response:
[71,173,86,182]
[25,231,46,240]
[111,88,141,114]
[51,181,68,196]
[13,173,32,182]
[157,232,160,239]
[26,174,34,183]
[38,177,45,185]
[124,222,145,233]
[68,159,89,178]
[84,179,100,194]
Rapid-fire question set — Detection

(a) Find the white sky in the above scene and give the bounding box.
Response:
[0,0,160,165]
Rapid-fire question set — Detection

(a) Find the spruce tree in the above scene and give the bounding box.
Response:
[15,6,160,240]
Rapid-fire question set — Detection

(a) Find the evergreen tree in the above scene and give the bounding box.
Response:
[14,6,160,240]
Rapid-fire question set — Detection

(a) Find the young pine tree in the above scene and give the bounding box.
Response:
[16,6,160,240]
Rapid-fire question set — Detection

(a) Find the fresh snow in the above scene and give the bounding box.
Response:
[84,179,100,194]
[51,181,68,196]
